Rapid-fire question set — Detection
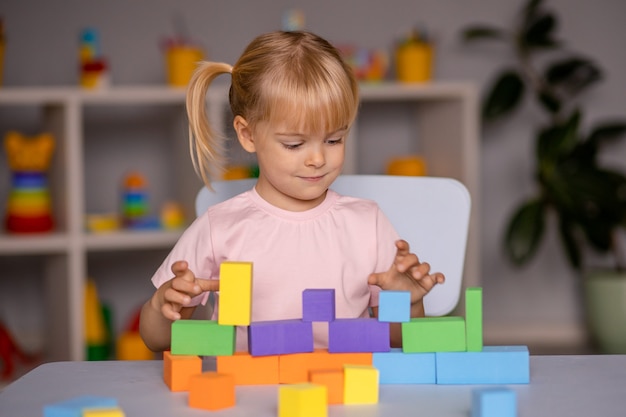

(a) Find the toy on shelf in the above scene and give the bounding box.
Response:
[161,16,204,88]
[79,27,110,89]
[339,45,389,82]
[120,172,159,230]
[4,131,55,234]
[0,319,37,381]
[160,201,185,230]
[84,279,113,361]
[394,27,434,83]
[386,155,427,176]
[116,307,154,361]
[282,9,305,32]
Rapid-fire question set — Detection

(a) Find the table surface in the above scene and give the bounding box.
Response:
[1,355,625,417]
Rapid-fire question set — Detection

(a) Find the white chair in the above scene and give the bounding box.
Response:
[195,175,471,316]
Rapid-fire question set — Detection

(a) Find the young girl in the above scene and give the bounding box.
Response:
[139,30,444,352]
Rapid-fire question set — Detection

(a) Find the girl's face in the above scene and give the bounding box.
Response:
[234,115,347,212]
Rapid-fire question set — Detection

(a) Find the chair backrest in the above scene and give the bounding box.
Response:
[195,175,471,316]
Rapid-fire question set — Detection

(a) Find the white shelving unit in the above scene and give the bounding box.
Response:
[0,82,480,361]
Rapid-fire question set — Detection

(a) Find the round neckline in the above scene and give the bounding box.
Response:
[248,186,340,221]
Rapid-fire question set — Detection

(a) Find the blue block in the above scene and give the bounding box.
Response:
[472,388,517,417]
[436,346,529,384]
[43,395,118,417]
[248,319,313,356]
[373,348,436,384]
[378,291,411,322]
[328,318,390,353]
[302,289,335,322]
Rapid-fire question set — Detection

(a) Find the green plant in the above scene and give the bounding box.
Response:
[461,0,626,271]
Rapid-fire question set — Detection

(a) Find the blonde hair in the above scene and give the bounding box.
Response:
[186,31,359,189]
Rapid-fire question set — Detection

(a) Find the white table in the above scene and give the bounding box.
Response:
[1,355,625,416]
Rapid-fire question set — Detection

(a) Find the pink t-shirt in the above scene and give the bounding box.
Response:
[151,187,399,351]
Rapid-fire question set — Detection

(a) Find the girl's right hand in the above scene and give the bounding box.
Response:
[157,260,219,321]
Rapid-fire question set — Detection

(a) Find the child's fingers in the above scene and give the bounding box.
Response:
[161,303,182,321]
[171,260,193,281]
[196,279,220,293]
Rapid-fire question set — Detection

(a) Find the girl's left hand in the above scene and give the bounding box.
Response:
[368,239,445,305]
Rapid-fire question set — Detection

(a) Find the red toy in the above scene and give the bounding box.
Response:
[0,320,36,380]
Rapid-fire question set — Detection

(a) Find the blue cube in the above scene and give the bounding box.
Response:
[472,388,517,417]
[378,291,411,322]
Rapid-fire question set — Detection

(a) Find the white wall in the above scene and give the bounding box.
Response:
[2,0,626,349]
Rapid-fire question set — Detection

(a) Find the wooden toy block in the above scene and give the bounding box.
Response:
[43,396,118,417]
[472,387,517,417]
[278,383,327,417]
[279,349,372,383]
[188,372,236,411]
[302,289,335,322]
[171,319,235,356]
[378,290,411,322]
[373,348,436,384]
[218,261,253,326]
[309,369,344,405]
[116,331,154,360]
[328,318,390,353]
[162,350,202,391]
[82,408,125,417]
[402,316,466,353]
[216,352,279,384]
[436,346,530,384]
[248,319,313,356]
[343,364,379,405]
[466,287,483,351]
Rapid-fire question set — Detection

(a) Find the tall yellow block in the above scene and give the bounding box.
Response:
[83,408,125,417]
[343,365,379,405]
[279,383,327,417]
[218,261,253,326]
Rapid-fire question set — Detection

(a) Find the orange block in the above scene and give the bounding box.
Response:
[163,350,202,391]
[188,372,236,411]
[279,349,372,383]
[216,352,279,385]
[309,369,344,405]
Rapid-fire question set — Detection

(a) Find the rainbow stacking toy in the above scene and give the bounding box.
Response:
[4,131,55,233]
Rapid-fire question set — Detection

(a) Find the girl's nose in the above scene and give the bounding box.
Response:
[305,147,326,168]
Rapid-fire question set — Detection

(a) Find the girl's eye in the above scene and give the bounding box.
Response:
[326,137,344,145]
[283,143,302,150]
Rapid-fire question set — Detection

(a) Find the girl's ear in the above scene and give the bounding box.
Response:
[233,115,256,153]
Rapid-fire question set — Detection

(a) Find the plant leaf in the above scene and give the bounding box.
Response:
[557,216,582,270]
[545,57,602,94]
[522,12,560,49]
[505,198,546,266]
[536,110,580,164]
[461,26,508,42]
[537,88,561,114]
[482,70,525,121]
[523,0,545,23]
[587,122,626,145]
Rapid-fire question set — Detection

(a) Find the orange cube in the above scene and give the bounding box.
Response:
[188,372,236,411]
[163,350,201,391]
[309,369,344,405]
[279,349,372,383]
[216,352,279,385]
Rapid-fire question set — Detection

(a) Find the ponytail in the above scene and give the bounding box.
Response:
[186,61,233,189]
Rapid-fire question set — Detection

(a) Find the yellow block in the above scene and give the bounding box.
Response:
[279,383,327,417]
[84,279,107,345]
[343,365,379,405]
[82,407,125,417]
[218,261,253,326]
[116,331,154,360]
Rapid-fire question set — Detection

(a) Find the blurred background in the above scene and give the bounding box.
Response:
[1,0,625,381]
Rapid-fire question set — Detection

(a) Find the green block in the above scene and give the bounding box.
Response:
[402,317,466,353]
[171,319,235,356]
[465,287,483,351]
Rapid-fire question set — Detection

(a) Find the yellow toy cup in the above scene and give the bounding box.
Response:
[166,46,203,87]
[395,42,433,83]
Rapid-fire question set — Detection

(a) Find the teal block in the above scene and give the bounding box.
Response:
[402,316,466,353]
[43,395,118,417]
[373,348,436,384]
[436,346,530,384]
[378,291,411,322]
[472,388,517,417]
[171,319,235,356]
[465,287,483,351]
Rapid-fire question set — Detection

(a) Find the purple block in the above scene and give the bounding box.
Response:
[248,319,314,356]
[302,289,336,322]
[328,318,390,353]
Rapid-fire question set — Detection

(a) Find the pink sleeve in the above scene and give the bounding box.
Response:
[150,214,217,306]
[368,206,400,307]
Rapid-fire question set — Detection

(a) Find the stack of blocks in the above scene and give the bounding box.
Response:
[165,261,527,416]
